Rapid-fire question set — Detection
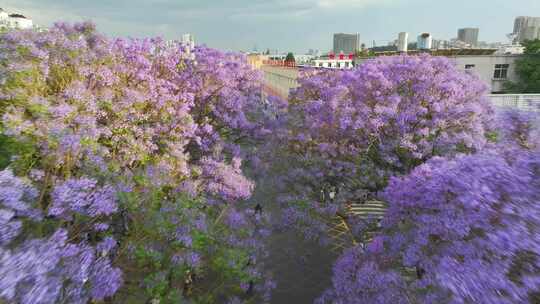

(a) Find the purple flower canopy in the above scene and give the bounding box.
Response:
[320,145,540,303]
[2,19,539,304]
[0,20,272,303]
[280,54,494,243]
[282,54,540,303]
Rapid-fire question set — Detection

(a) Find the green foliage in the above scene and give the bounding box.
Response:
[0,22,271,304]
[523,39,540,54]
[356,49,375,58]
[505,39,540,93]
[0,135,39,173]
[0,135,16,170]
[113,188,260,302]
[285,52,295,62]
[212,248,252,283]
[485,131,499,143]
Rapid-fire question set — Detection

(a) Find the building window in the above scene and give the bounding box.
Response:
[319,63,323,67]
[337,63,341,68]
[465,64,475,69]
[493,64,509,80]
[345,62,350,68]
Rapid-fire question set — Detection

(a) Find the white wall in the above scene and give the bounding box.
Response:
[450,55,520,93]
[294,54,315,64]
[355,55,522,93]
[0,12,8,22]
[261,66,300,99]
[7,17,33,29]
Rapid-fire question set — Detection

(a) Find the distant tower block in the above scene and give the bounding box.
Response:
[398,32,408,53]
[417,33,433,50]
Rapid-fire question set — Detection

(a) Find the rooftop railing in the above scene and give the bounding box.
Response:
[488,94,540,112]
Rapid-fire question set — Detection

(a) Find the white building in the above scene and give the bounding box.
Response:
[432,39,452,50]
[495,44,525,55]
[417,33,433,50]
[313,58,354,69]
[181,33,195,49]
[457,28,480,47]
[294,54,316,65]
[513,16,540,42]
[0,8,8,23]
[0,9,33,30]
[268,54,286,61]
[451,55,519,93]
[355,51,521,93]
[8,14,32,29]
[397,32,408,53]
[333,33,361,54]
[521,26,540,42]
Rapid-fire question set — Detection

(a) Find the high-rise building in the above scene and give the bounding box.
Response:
[417,33,432,50]
[397,32,408,52]
[457,28,479,47]
[514,17,528,34]
[432,39,451,50]
[513,16,540,42]
[521,26,540,42]
[333,33,360,54]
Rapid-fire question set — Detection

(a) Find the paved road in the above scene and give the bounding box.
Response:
[265,230,336,304]
[249,172,337,304]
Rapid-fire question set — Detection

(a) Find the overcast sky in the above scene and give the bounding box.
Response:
[1,0,539,53]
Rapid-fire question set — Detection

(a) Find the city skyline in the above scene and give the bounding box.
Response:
[1,0,539,53]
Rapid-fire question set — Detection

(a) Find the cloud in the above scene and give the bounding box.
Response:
[0,0,403,29]
[1,0,533,52]
[0,0,185,38]
[226,1,316,20]
[316,0,399,8]
[222,0,403,21]
[229,0,401,15]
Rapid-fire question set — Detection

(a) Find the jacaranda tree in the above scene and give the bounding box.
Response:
[278,55,494,243]
[318,110,540,304]
[2,20,539,304]
[0,22,275,304]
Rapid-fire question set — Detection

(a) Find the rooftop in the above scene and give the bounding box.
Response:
[367,49,499,57]
[9,14,27,19]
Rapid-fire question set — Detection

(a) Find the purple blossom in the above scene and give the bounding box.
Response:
[323,148,540,303]
[317,246,410,304]
[171,251,201,268]
[0,228,122,303]
[201,158,254,202]
[0,209,22,245]
[280,54,493,242]
[48,177,117,220]
[96,237,117,256]
[495,108,539,149]
[89,258,123,300]
[0,21,271,302]
[0,169,39,214]
[93,223,110,231]
[226,209,248,228]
